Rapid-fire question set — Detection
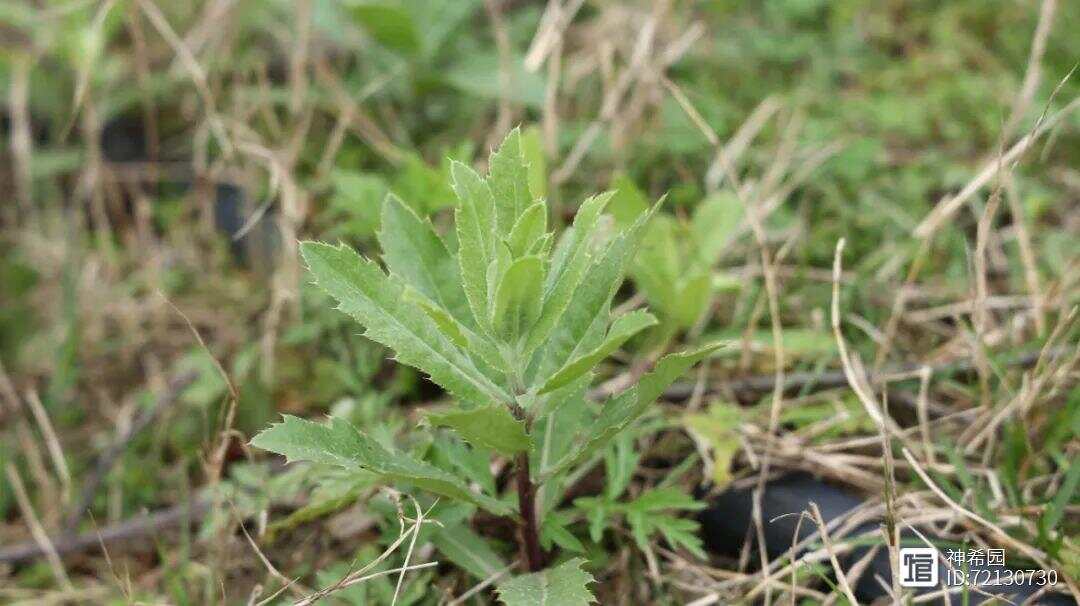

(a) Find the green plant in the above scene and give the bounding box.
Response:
[609,175,744,338]
[251,129,722,602]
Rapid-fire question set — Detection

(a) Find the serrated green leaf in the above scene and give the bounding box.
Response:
[497,558,595,606]
[250,415,510,515]
[489,127,534,234]
[534,377,591,515]
[379,194,472,328]
[300,241,510,405]
[538,310,657,394]
[431,435,496,495]
[507,201,548,257]
[432,522,507,580]
[491,255,544,340]
[626,509,706,559]
[426,403,531,456]
[530,199,661,381]
[623,488,707,560]
[451,161,497,328]
[625,488,705,513]
[403,287,468,349]
[522,192,613,357]
[521,126,547,199]
[653,515,707,560]
[542,342,727,480]
[404,287,509,374]
[637,341,726,404]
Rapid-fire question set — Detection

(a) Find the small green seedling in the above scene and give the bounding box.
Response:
[252,129,722,603]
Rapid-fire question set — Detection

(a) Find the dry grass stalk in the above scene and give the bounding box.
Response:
[484,0,517,152]
[524,0,586,72]
[9,54,34,220]
[807,503,859,605]
[1002,0,1059,141]
[1003,175,1047,335]
[663,72,793,605]
[900,447,1063,578]
[914,95,1080,239]
[4,464,74,592]
[22,390,71,506]
[136,0,234,156]
[291,496,438,606]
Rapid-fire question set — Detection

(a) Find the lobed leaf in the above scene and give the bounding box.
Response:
[497,558,595,606]
[529,199,661,383]
[404,287,509,374]
[379,194,472,328]
[451,161,498,328]
[684,401,742,489]
[426,403,532,456]
[542,342,727,480]
[250,415,511,515]
[300,241,510,405]
[625,488,705,513]
[538,310,657,394]
[488,127,534,234]
[523,192,613,357]
[540,513,586,553]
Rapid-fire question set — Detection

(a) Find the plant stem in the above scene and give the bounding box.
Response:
[514,451,546,572]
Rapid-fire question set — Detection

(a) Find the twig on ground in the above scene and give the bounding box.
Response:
[0,495,211,566]
[651,349,1054,403]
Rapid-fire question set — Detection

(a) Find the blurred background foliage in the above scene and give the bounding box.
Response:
[0,0,1077,602]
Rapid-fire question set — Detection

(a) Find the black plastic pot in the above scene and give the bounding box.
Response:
[699,474,1074,604]
[100,114,278,268]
